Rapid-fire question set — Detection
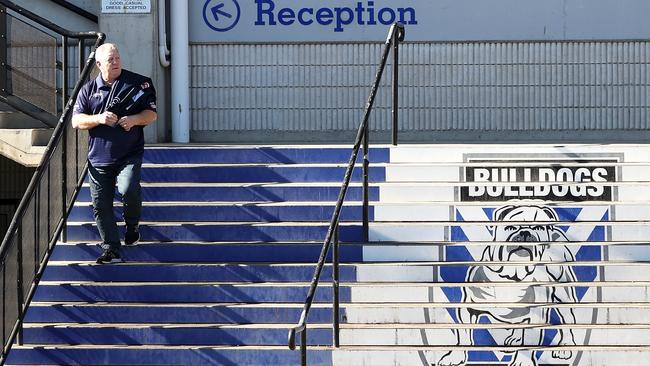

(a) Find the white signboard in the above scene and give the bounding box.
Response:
[101,0,151,14]
[189,0,650,43]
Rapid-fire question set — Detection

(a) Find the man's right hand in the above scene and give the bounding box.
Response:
[98,111,118,126]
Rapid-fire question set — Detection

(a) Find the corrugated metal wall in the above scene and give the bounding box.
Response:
[190,41,650,142]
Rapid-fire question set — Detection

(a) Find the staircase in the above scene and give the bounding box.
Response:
[6,144,650,365]
[0,102,52,167]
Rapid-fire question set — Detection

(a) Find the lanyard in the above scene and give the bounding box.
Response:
[101,79,120,114]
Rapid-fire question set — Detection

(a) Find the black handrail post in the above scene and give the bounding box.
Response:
[62,35,69,111]
[34,187,39,273]
[78,39,84,76]
[2,260,5,348]
[391,24,400,146]
[362,123,369,243]
[77,39,84,184]
[61,37,68,242]
[301,328,307,366]
[332,224,340,348]
[61,133,67,242]
[15,227,22,345]
[0,5,7,97]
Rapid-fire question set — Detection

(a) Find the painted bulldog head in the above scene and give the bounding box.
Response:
[490,205,568,281]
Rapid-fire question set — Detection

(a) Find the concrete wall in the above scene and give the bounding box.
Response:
[17,0,98,32]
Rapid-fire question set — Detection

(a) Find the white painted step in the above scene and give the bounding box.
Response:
[354,264,650,282]
[339,327,650,346]
[368,222,650,242]
[342,306,650,325]
[348,284,650,303]
[388,144,650,163]
[331,347,650,366]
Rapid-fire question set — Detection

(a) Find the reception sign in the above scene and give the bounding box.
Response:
[189,0,650,42]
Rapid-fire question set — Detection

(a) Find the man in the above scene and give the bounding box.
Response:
[72,43,157,264]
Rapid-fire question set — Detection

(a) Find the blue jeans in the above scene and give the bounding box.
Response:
[88,157,142,252]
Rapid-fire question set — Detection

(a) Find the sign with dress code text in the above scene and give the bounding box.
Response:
[101,0,151,14]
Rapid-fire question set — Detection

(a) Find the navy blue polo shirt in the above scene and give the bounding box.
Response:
[73,69,157,167]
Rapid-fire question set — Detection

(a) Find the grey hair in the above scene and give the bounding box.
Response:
[95,43,119,61]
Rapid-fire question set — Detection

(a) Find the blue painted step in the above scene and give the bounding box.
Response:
[20,326,332,346]
[143,147,389,164]
[33,284,350,303]
[6,347,332,366]
[65,223,364,242]
[25,304,336,324]
[76,185,380,202]
[141,166,385,183]
[50,244,363,262]
[42,263,357,282]
[68,204,372,222]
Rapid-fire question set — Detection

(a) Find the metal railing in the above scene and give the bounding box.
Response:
[0,0,98,126]
[0,0,104,361]
[288,23,405,365]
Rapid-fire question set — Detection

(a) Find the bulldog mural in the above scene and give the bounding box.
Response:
[438,205,578,366]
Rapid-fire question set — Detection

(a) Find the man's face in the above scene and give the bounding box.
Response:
[96,48,122,83]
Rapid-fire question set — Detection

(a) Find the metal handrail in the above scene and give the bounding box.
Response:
[0,0,99,126]
[0,0,104,360]
[287,23,405,365]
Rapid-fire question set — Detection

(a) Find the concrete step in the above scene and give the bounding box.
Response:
[32,283,343,303]
[31,281,650,303]
[42,263,358,282]
[19,323,650,347]
[139,165,385,183]
[7,345,650,366]
[40,261,650,283]
[25,302,650,325]
[65,219,649,243]
[76,180,650,204]
[386,144,650,163]
[330,347,650,366]
[0,128,50,166]
[68,203,369,222]
[76,184,379,203]
[49,242,362,263]
[24,303,332,324]
[142,146,389,164]
[69,201,650,222]
[5,345,330,366]
[65,222,364,242]
[19,324,332,346]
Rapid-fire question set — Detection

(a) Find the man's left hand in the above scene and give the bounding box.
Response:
[118,116,134,131]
